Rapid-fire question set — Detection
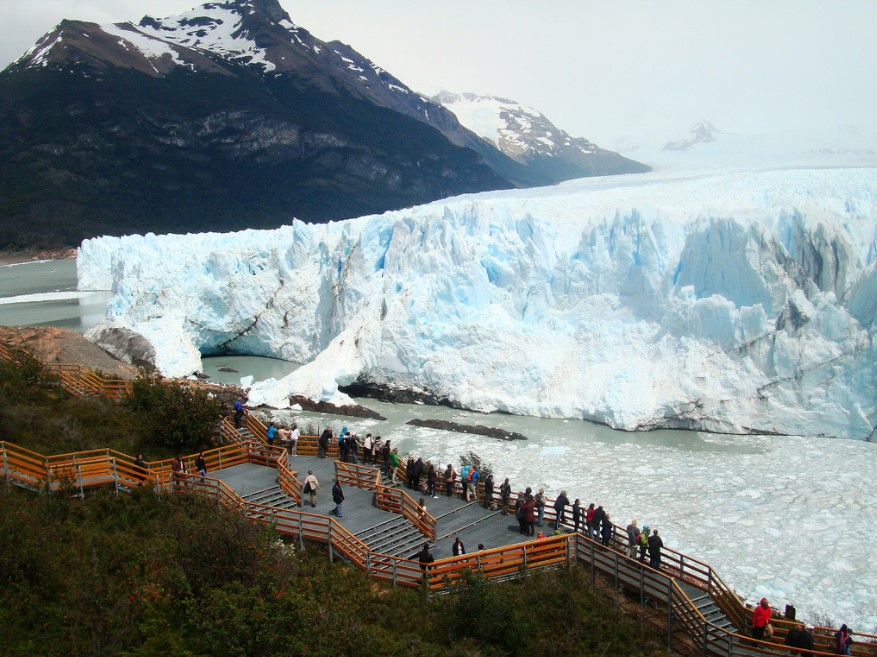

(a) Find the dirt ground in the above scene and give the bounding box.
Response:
[0,326,139,379]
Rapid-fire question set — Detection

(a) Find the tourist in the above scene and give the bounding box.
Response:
[171,454,186,484]
[751,598,771,641]
[331,479,344,517]
[426,462,438,498]
[586,503,597,539]
[318,427,332,458]
[452,536,466,556]
[416,542,434,574]
[835,624,853,655]
[233,398,244,429]
[786,622,813,656]
[371,436,383,464]
[522,491,536,536]
[535,488,546,527]
[483,474,494,509]
[302,470,319,508]
[648,528,663,568]
[362,433,373,463]
[347,433,358,463]
[388,449,401,483]
[444,463,456,497]
[500,478,512,514]
[515,493,526,534]
[196,451,207,482]
[466,466,479,502]
[417,497,428,521]
[412,456,424,491]
[638,526,650,562]
[338,427,349,461]
[572,499,582,533]
[134,453,146,470]
[591,505,606,541]
[553,490,570,530]
[381,440,392,474]
[626,519,640,558]
[460,464,470,500]
[288,423,299,457]
[601,512,614,547]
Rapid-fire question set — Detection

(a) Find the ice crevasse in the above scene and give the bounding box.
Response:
[78,167,877,440]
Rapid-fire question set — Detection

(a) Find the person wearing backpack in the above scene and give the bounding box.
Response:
[638,525,650,562]
[466,467,479,502]
[460,464,471,500]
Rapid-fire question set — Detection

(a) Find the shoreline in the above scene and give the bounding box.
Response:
[0,248,77,267]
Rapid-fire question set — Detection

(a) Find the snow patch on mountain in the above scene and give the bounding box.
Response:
[434,90,597,162]
[78,166,877,440]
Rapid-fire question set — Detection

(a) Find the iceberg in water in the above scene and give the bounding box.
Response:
[78,167,877,440]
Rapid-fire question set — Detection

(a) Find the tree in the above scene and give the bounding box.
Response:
[123,373,222,454]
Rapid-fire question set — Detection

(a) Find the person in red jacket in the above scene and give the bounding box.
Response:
[752,598,772,640]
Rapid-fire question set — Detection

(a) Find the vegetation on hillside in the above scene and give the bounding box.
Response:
[0,363,221,458]
[0,486,669,657]
[0,356,674,657]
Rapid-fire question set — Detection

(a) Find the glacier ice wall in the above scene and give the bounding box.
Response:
[78,167,877,439]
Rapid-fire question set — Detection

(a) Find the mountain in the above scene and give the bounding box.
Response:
[433,91,649,184]
[662,121,724,151]
[78,166,877,441]
[2,0,632,250]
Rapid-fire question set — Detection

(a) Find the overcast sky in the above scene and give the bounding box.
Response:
[3,1,875,148]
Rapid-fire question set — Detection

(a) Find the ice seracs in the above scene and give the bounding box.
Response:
[79,166,877,440]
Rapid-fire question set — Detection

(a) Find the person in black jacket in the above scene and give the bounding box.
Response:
[483,474,495,509]
[601,512,614,547]
[415,542,434,576]
[553,490,570,530]
[648,528,664,569]
[331,479,345,518]
[591,505,606,541]
[452,536,466,556]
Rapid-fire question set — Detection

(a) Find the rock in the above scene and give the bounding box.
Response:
[86,325,156,370]
[288,395,386,420]
[406,418,527,441]
[0,325,138,378]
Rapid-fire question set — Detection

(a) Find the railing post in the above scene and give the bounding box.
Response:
[298,516,304,550]
[522,545,528,571]
[112,458,118,495]
[328,523,334,563]
[614,551,620,604]
[391,559,397,587]
[703,615,709,657]
[680,555,685,581]
[639,566,645,606]
[365,551,371,575]
[77,464,84,499]
[590,541,596,585]
[668,578,674,651]
[218,450,222,470]
[2,445,9,485]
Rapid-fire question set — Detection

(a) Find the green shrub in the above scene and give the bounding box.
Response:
[123,373,222,454]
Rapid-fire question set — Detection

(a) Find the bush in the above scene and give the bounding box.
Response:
[123,373,222,454]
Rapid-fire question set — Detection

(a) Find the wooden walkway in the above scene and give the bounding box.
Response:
[215,456,535,560]
[2,339,874,657]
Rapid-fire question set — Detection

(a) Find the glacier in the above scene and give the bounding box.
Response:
[78,166,877,440]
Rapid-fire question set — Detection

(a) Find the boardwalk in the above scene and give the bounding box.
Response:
[215,454,533,560]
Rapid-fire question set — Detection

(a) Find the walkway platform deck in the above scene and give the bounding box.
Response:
[213,455,547,559]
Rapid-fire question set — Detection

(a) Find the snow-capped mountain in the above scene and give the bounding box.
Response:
[1,0,647,249]
[78,165,877,441]
[434,91,648,183]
